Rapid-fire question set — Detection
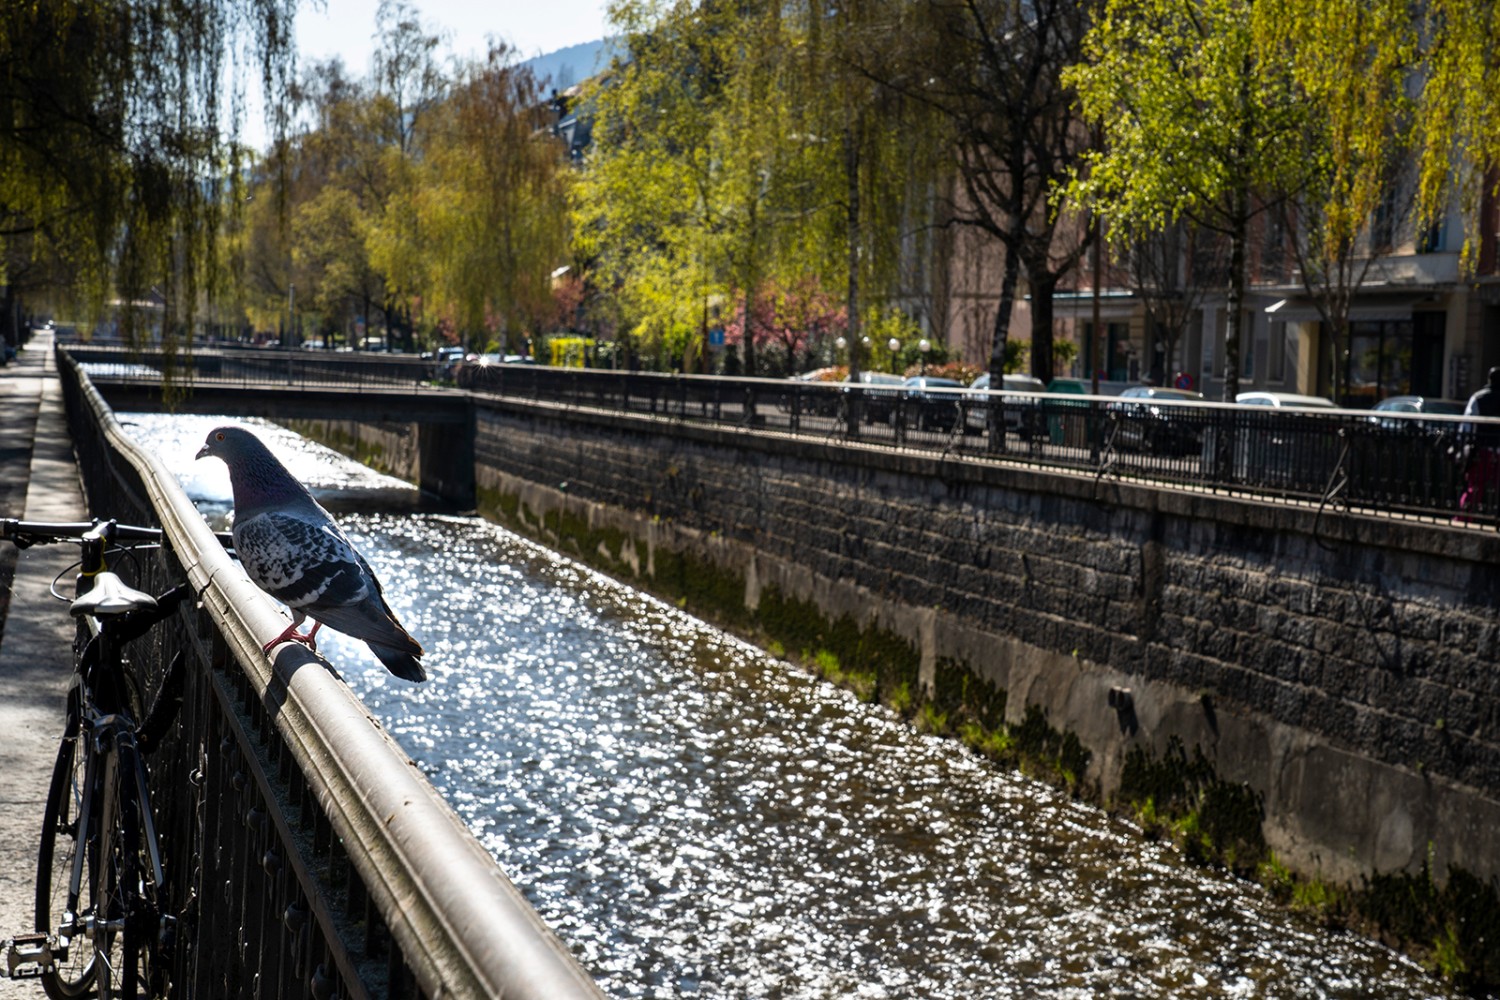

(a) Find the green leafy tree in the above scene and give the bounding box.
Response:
[361,1,448,352]
[1066,0,1307,400]
[1258,0,1417,401]
[572,0,725,368]
[419,46,571,353]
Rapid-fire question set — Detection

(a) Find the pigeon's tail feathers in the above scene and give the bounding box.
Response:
[371,643,427,682]
[309,595,423,651]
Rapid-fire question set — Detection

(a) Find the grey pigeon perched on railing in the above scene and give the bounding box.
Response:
[196,425,426,682]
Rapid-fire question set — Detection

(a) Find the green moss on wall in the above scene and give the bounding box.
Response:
[933,657,1006,731]
[755,586,919,705]
[477,485,520,526]
[652,545,751,630]
[1117,736,1266,873]
[1357,857,1500,990]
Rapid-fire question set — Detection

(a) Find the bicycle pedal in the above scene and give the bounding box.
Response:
[3,932,55,979]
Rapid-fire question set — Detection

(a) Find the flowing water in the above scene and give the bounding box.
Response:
[122,413,1460,1000]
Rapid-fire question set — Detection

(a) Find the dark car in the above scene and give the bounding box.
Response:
[842,371,907,424]
[1109,385,1206,455]
[1369,394,1466,431]
[892,376,965,432]
[964,373,1048,437]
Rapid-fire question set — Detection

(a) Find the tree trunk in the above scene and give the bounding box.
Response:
[844,122,863,433]
[987,244,1019,385]
[985,242,1022,451]
[1224,204,1246,402]
[742,285,756,377]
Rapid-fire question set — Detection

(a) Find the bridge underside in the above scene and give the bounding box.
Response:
[94,383,470,425]
[93,383,477,507]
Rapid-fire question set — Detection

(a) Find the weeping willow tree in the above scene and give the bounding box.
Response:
[791,0,929,388]
[415,44,572,354]
[0,0,298,347]
[1415,0,1500,266]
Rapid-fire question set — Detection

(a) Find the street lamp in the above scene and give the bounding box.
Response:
[918,338,931,376]
[888,336,901,375]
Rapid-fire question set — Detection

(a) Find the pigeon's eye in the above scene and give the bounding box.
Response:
[215,432,225,441]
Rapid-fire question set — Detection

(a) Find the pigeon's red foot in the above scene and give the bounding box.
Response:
[263,619,323,654]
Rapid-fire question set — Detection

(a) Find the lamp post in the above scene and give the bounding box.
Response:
[888,336,901,375]
[918,337,930,376]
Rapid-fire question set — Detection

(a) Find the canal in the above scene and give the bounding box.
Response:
[122,413,1457,999]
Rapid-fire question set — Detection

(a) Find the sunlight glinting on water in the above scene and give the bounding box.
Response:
[124,413,1457,1000]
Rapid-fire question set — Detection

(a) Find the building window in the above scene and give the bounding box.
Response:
[1345,319,1413,405]
[1418,219,1444,253]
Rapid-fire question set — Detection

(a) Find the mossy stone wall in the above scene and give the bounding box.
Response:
[293,397,1500,903]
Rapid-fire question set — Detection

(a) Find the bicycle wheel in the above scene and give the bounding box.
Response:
[91,743,167,999]
[35,704,95,999]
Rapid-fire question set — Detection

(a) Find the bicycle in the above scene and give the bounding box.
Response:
[1,518,225,999]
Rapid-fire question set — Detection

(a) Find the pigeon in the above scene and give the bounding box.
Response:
[196,425,426,682]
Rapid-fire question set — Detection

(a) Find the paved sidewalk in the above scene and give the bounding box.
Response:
[0,331,85,1000]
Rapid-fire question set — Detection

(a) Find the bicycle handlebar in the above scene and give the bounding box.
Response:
[0,517,234,550]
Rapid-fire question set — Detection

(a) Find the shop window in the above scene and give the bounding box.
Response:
[1345,319,1414,405]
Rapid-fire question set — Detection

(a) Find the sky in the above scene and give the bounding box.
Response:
[295,0,612,77]
[238,0,610,149]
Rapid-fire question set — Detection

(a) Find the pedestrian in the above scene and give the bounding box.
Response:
[1459,366,1500,517]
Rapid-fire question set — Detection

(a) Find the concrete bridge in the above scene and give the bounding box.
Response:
[73,346,478,509]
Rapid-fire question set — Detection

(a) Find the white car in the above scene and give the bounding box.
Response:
[1234,391,1336,408]
[965,372,1047,435]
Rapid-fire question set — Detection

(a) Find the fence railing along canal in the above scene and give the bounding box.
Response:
[66,342,1500,526]
[54,351,604,999]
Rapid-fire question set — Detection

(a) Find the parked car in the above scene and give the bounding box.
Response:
[429,345,466,380]
[1221,391,1340,489]
[893,376,965,432]
[779,367,845,415]
[1368,394,1466,431]
[1108,385,1206,455]
[964,373,1047,436]
[1234,391,1337,408]
[843,371,906,424]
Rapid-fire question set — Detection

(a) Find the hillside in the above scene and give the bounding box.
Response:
[522,38,618,92]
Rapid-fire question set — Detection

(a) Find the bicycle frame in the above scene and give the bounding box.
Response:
[4,519,191,999]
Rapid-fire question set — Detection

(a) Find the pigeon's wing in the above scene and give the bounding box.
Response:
[234,511,420,654]
[233,510,373,613]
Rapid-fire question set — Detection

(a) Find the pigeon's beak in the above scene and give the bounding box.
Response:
[195,443,212,460]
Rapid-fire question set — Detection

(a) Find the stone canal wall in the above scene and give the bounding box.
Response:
[292,398,1500,892]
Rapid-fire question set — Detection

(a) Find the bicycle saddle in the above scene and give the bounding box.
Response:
[70,571,158,618]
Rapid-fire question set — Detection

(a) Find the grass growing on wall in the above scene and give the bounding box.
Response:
[1355,855,1500,990]
[1115,736,1267,875]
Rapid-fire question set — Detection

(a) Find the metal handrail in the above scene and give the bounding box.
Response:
[60,350,604,999]
[65,344,1500,525]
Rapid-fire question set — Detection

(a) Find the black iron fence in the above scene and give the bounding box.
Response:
[62,344,1500,527]
[454,364,1498,526]
[57,351,604,1000]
